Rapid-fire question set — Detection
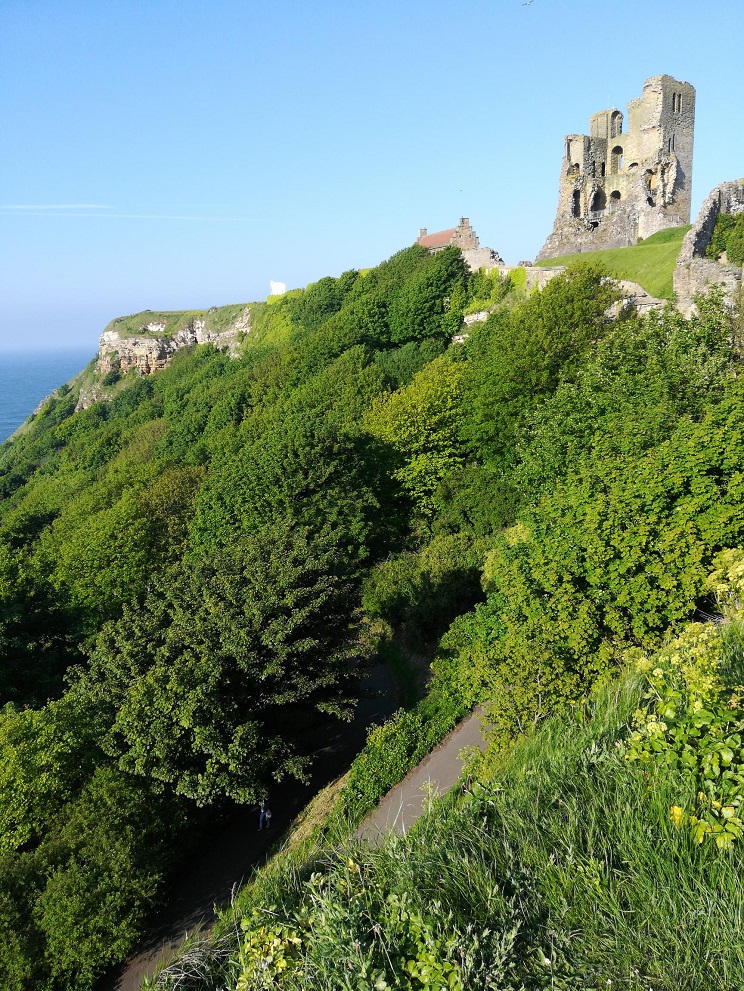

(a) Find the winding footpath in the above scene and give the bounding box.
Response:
[98,688,487,991]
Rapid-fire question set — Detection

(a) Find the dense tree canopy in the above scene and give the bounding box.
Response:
[1,242,743,989]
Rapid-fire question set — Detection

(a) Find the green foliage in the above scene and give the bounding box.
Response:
[464,268,515,315]
[0,690,103,852]
[365,355,465,517]
[82,520,362,805]
[461,264,619,464]
[373,339,447,389]
[515,290,734,502]
[361,532,487,640]
[6,235,744,990]
[0,542,80,706]
[387,246,469,344]
[192,410,382,558]
[625,623,744,849]
[235,869,511,991]
[706,212,744,267]
[36,767,185,991]
[336,679,468,828]
[214,669,744,991]
[286,271,359,333]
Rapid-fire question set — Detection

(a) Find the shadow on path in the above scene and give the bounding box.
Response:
[96,665,398,991]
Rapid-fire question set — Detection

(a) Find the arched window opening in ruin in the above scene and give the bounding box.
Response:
[611,146,623,174]
[610,191,621,210]
[590,160,596,177]
[567,163,580,177]
[600,161,606,177]
[628,162,638,170]
[610,111,623,138]
[647,196,655,207]
[572,190,581,217]
[590,189,606,213]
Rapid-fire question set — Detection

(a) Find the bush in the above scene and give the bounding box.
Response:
[707,212,744,267]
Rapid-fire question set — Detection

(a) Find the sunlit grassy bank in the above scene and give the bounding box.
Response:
[537,225,690,299]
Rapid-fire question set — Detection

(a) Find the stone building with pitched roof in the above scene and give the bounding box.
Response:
[417,217,503,270]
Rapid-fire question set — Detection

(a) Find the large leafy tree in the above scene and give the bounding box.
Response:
[387,246,468,344]
[80,519,363,805]
[461,263,620,463]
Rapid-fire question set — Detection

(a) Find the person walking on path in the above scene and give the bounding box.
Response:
[258,803,272,830]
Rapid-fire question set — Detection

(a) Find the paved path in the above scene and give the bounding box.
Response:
[98,693,487,991]
[96,665,399,991]
[356,708,487,844]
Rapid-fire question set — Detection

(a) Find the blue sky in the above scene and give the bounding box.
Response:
[1,0,742,351]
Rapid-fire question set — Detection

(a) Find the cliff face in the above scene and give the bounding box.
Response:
[98,307,251,377]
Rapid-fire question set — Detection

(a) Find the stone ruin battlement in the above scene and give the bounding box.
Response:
[538,75,695,260]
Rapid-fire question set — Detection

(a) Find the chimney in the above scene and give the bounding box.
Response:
[418,228,427,239]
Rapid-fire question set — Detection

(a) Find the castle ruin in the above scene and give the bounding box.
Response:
[537,75,695,260]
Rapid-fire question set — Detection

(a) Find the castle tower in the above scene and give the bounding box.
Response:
[537,75,695,260]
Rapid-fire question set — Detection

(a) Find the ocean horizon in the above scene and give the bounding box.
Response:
[0,348,95,444]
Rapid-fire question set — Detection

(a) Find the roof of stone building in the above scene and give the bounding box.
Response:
[418,227,457,248]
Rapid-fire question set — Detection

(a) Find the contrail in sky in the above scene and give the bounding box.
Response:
[0,204,110,210]
[0,205,261,221]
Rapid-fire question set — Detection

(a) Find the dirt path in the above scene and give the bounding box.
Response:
[96,665,398,991]
[356,708,488,844]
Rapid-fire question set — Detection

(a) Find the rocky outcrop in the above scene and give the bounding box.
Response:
[97,307,251,378]
[673,180,744,315]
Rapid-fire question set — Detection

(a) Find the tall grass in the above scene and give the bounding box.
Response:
[150,672,744,990]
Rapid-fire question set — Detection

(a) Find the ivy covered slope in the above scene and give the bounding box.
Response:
[2,239,744,990]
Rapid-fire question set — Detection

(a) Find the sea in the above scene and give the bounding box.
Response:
[0,348,95,445]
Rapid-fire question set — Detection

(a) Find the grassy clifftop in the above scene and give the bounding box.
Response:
[103,303,251,338]
[537,225,690,299]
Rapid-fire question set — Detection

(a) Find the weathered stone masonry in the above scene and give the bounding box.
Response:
[673,179,744,315]
[538,75,695,260]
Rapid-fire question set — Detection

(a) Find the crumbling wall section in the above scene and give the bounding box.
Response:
[673,180,744,314]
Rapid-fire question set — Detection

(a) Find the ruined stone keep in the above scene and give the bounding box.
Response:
[537,75,695,260]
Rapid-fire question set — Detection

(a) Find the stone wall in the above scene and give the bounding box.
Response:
[461,246,504,271]
[673,179,744,314]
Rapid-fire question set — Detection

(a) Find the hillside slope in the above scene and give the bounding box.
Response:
[1,245,744,990]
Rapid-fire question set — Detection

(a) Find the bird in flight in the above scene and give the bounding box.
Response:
[523,1,533,5]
